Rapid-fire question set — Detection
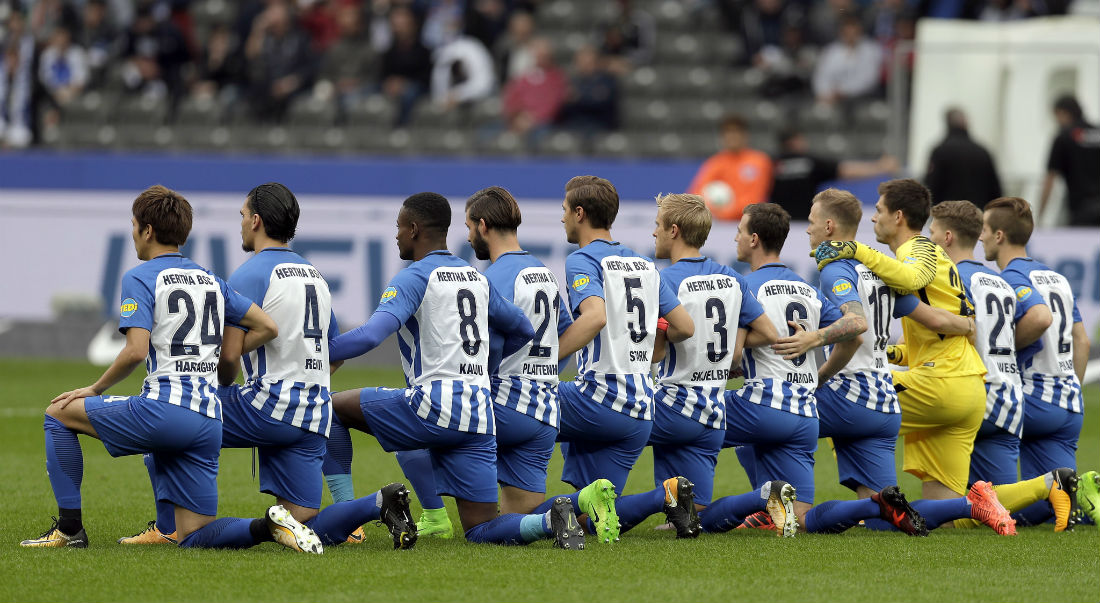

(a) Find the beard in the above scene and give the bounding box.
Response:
[470,232,491,261]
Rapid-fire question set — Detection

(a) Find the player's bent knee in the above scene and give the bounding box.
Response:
[455,499,500,534]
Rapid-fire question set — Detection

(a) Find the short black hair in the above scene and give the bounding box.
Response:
[402,192,451,235]
[1054,95,1083,121]
[743,203,790,254]
[247,182,300,243]
[878,178,931,230]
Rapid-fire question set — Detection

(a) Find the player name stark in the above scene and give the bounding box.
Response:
[436,270,481,282]
[762,283,813,297]
[685,277,734,293]
[522,363,557,375]
[786,372,815,384]
[274,266,321,279]
[175,360,217,373]
[605,259,649,271]
[459,363,484,376]
[691,369,729,381]
[162,273,214,286]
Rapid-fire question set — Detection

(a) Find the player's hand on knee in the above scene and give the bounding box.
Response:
[51,386,98,409]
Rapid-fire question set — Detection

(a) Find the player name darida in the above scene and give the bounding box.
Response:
[684,277,735,292]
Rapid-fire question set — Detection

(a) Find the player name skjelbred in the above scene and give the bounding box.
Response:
[274,266,322,279]
[436,270,482,282]
[684,277,735,292]
[691,368,729,381]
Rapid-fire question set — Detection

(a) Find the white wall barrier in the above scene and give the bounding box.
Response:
[2,191,1098,335]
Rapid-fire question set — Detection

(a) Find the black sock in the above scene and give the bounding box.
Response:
[58,507,82,535]
[249,518,273,544]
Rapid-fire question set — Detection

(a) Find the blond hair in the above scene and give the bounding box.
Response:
[811,188,863,232]
[656,193,712,248]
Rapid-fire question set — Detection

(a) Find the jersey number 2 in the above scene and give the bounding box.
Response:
[167,290,221,357]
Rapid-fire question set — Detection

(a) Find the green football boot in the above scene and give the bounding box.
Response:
[415,506,454,539]
[1077,470,1100,526]
[578,478,619,544]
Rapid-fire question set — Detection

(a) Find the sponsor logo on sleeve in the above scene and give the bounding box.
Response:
[831,279,853,296]
[1015,286,1033,301]
[120,298,138,318]
[902,256,917,265]
[572,274,591,292]
[380,287,398,304]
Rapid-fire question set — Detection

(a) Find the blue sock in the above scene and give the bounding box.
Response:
[804,499,879,534]
[325,474,355,504]
[44,415,83,509]
[396,449,445,510]
[862,518,897,531]
[323,416,354,475]
[178,517,260,549]
[700,490,767,533]
[518,512,552,543]
[617,487,665,534]
[1012,500,1054,527]
[306,491,382,545]
[911,498,971,529]
[533,492,581,516]
[464,513,534,545]
[142,454,176,533]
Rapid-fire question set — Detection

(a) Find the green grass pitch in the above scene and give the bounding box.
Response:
[0,358,1096,603]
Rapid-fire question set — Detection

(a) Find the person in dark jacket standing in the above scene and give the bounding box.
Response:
[1038,95,1100,226]
[924,108,1002,206]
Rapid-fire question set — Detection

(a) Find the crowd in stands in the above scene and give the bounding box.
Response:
[0,0,1081,152]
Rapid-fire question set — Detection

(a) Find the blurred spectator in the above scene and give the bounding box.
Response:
[300,0,345,52]
[741,0,792,63]
[494,9,535,81]
[431,35,495,110]
[380,5,432,126]
[1039,95,1100,226]
[501,37,566,141]
[807,0,855,46]
[688,115,773,221]
[924,107,1002,206]
[38,25,89,130]
[318,3,375,116]
[558,45,618,133]
[812,15,882,106]
[867,0,907,42]
[771,127,899,220]
[880,9,915,88]
[192,23,245,104]
[29,0,79,43]
[598,0,655,76]
[464,0,509,50]
[0,9,34,148]
[245,1,316,122]
[77,0,119,89]
[119,5,190,102]
[421,0,463,49]
[756,22,816,98]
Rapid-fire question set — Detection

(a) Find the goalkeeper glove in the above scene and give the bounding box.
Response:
[810,241,859,270]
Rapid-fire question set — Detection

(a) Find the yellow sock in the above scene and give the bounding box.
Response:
[950,476,1048,529]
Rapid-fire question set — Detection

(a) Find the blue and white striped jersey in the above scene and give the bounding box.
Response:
[485,251,572,428]
[228,248,339,436]
[956,260,1026,436]
[654,257,764,429]
[376,251,530,434]
[119,253,252,419]
[737,263,842,418]
[1001,257,1083,413]
[819,258,918,415]
[565,240,681,420]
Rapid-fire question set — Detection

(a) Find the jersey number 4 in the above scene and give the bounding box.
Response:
[167,290,221,357]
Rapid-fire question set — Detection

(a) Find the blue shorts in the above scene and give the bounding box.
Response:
[494,405,556,493]
[1019,397,1082,478]
[968,419,1020,486]
[557,381,652,496]
[358,387,498,503]
[85,395,221,516]
[723,390,819,503]
[220,386,326,509]
[816,386,901,493]
[649,401,723,505]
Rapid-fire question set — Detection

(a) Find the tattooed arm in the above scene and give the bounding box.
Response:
[771,301,867,360]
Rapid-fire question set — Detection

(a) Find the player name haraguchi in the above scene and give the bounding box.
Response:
[604,260,650,271]
[684,277,735,292]
[521,363,557,376]
[976,275,1010,290]
[436,270,481,282]
[762,282,815,297]
[521,272,553,285]
[175,360,217,373]
[691,368,729,381]
[162,273,215,286]
[274,266,322,279]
